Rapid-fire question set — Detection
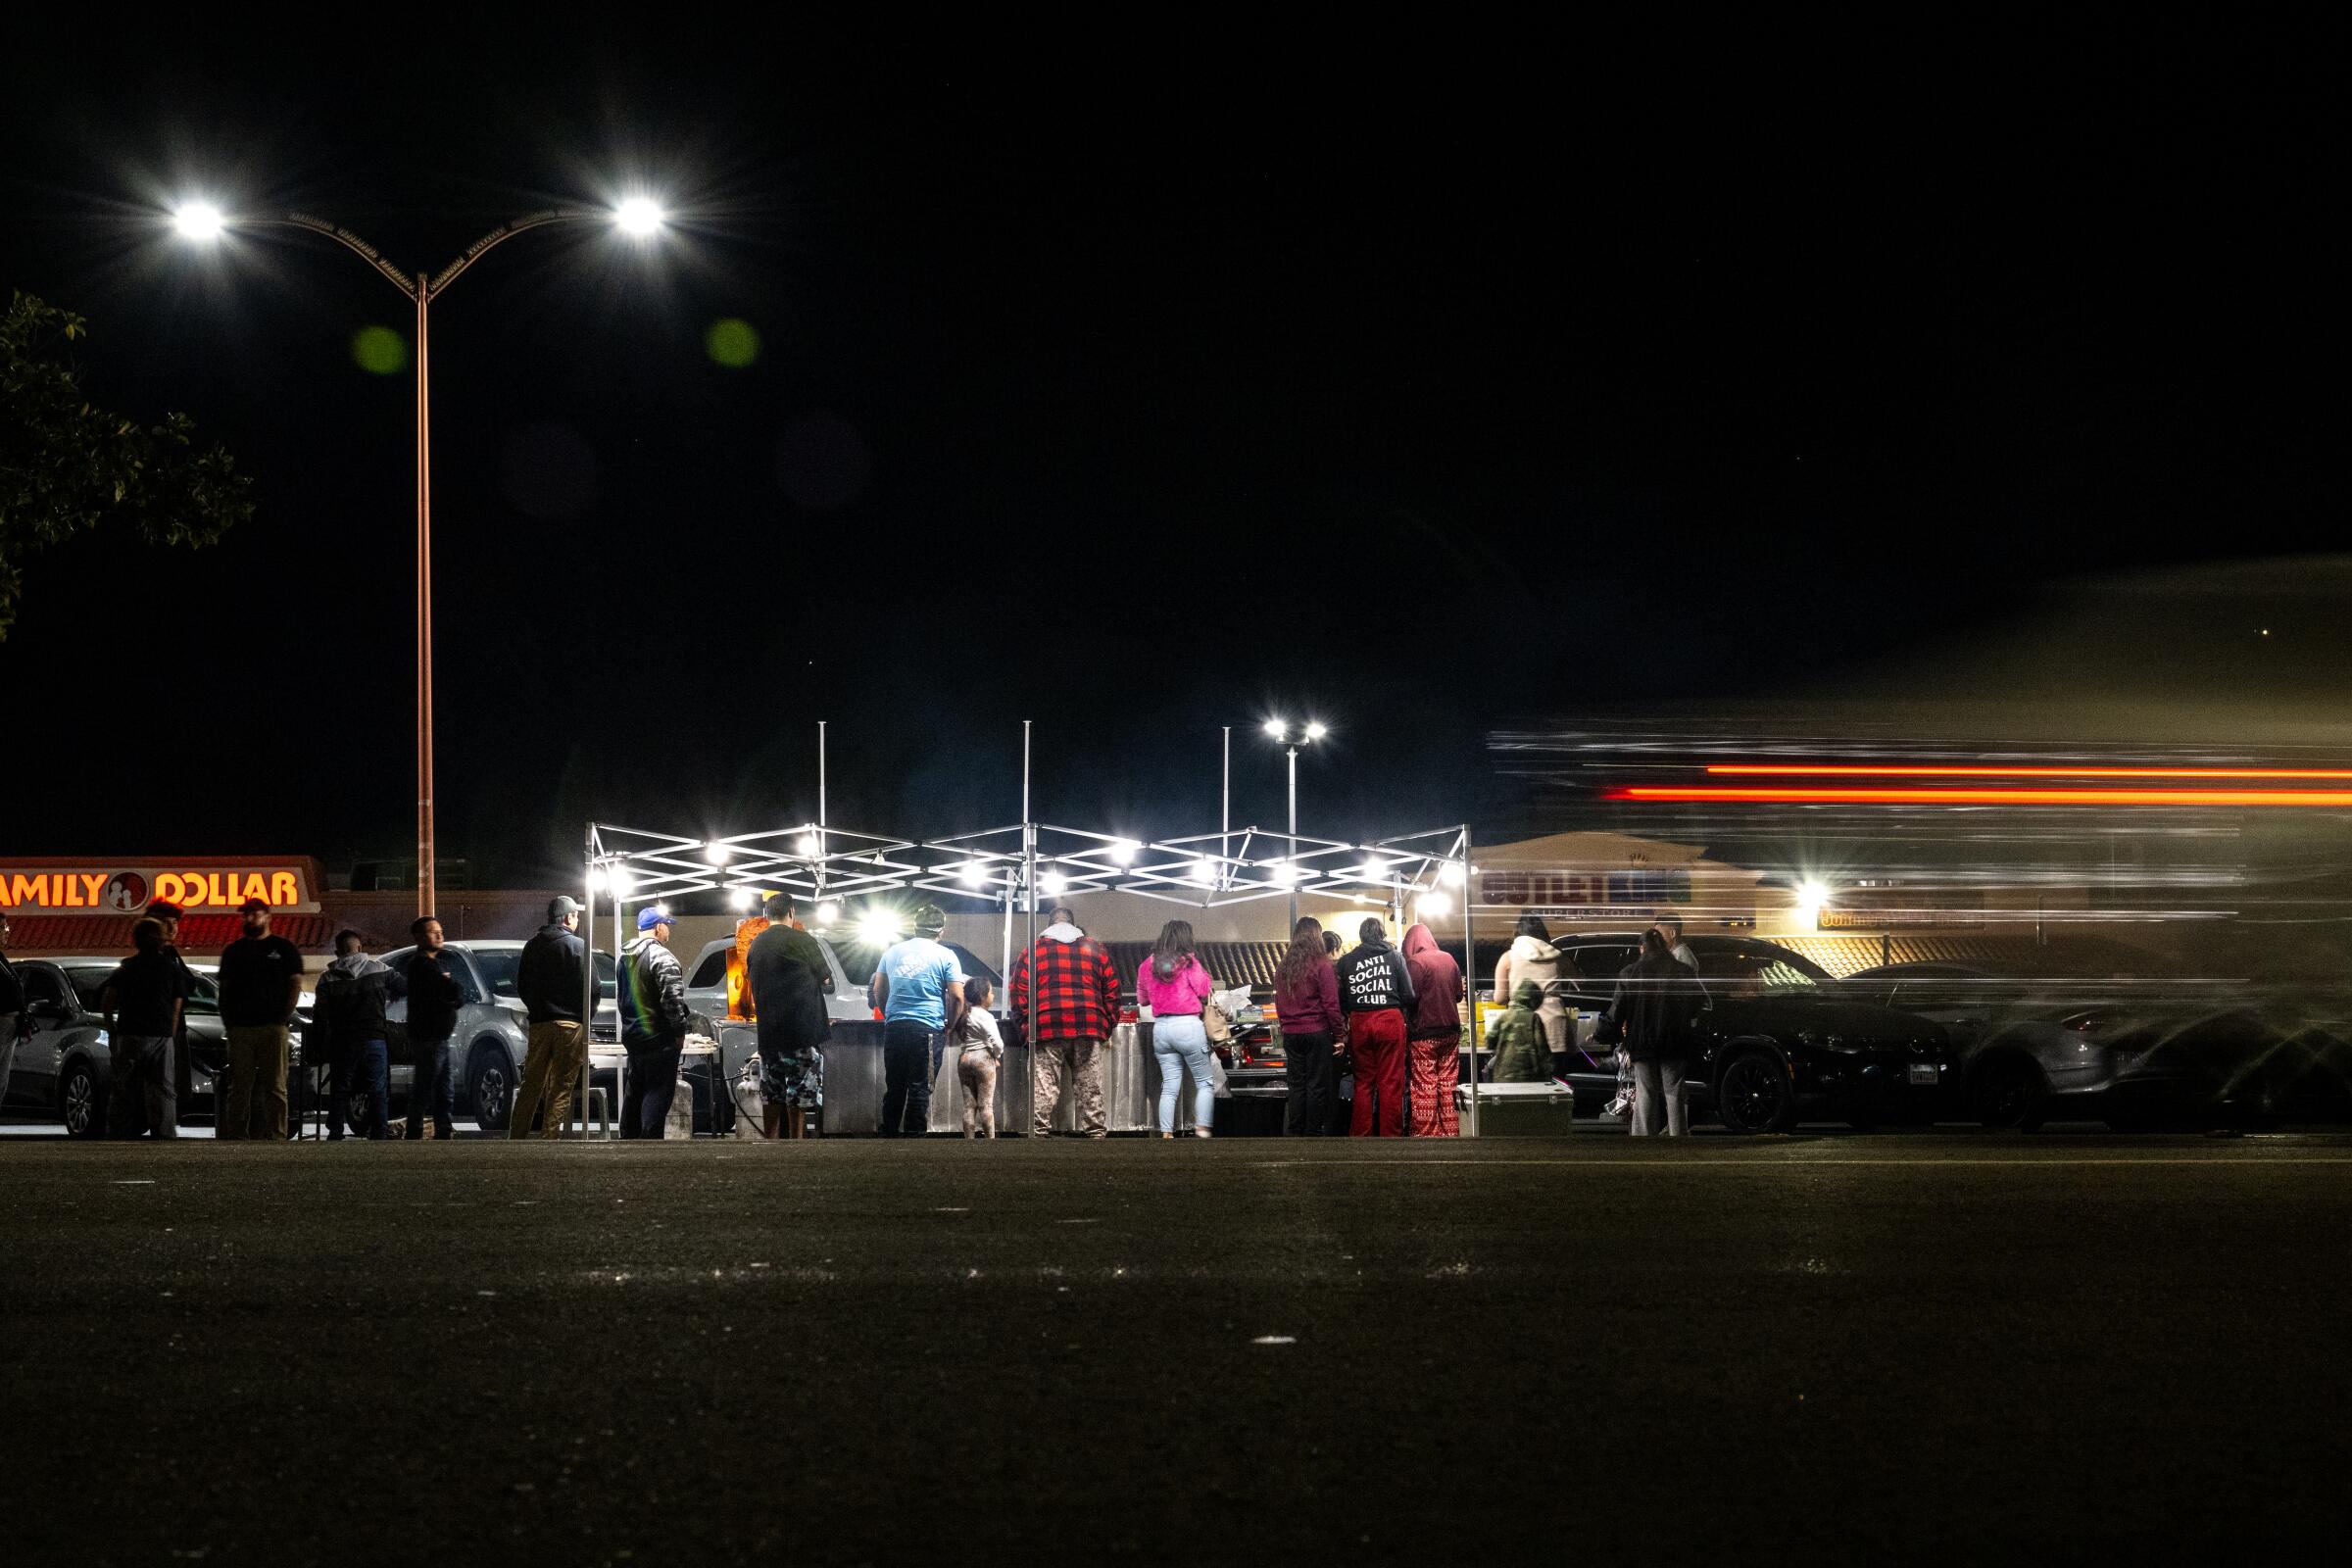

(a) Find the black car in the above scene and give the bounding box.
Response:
[1525,934,1960,1133]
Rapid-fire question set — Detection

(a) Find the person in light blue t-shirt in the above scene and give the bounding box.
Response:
[867,905,966,1136]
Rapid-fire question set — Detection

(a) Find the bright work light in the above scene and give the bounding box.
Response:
[172,202,224,240]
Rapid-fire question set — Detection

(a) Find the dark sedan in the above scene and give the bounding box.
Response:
[1528,934,1960,1133]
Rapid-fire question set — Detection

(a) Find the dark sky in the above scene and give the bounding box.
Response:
[4,18,2345,885]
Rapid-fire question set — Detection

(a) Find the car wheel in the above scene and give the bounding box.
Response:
[1972,1054,2048,1132]
[1715,1049,1794,1134]
[61,1058,107,1139]
[467,1046,514,1132]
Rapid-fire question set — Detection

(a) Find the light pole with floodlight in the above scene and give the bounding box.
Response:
[1261,717,1327,927]
[169,194,666,917]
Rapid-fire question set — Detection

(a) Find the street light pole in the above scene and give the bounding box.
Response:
[1287,742,1299,930]
[172,200,664,918]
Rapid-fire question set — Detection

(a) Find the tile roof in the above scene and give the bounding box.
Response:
[7,912,334,957]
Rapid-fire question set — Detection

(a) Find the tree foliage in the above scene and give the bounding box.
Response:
[0,291,255,638]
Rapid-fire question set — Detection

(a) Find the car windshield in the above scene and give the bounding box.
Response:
[467,949,618,1002]
[1703,949,1823,994]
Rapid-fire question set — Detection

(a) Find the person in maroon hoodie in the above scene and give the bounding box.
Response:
[1273,916,1347,1136]
[1400,922,1465,1137]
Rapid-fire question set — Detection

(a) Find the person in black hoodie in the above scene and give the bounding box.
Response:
[403,916,466,1140]
[511,898,591,1139]
[1603,927,1702,1137]
[315,929,396,1140]
[1336,917,1417,1137]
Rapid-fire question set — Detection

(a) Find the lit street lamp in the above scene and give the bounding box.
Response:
[169,194,666,916]
[1261,718,1327,927]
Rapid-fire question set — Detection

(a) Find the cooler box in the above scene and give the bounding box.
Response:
[1459,1081,1579,1137]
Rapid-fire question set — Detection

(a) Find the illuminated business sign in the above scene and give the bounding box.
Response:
[0,859,321,913]
[1478,868,1692,909]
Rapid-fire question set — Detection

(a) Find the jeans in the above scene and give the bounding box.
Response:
[622,1039,684,1138]
[512,1019,588,1138]
[108,1034,176,1139]
[1152,1014,1214,1134]
[881,1019,942,1136]
[332,1036,390,1139]
[1632,1058,1690,1137]
[1283,1029,1338,1136]
[407,1040,457,1140]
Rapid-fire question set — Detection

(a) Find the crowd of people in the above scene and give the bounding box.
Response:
[0,892,1703,1142]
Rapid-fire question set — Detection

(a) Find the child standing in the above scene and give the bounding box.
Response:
[955,977,1004,1138]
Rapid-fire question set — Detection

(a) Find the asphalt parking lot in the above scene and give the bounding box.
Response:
[3,1133,2347,1566]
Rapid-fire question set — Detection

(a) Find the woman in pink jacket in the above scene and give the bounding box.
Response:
[1274,916,1346,1135]
[1138,919,1220,1138]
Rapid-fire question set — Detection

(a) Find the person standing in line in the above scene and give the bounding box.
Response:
[102,917,191,1139]
[1605,927,1700,1137]
[1400,922,1464,1137]
[1137,919,1219,1139]
[868,906,965,1138]
[1487,980,1554,1082]
[511,897,591,1139]
[954,977,1005,1138]
[0,910,28,1113]
[1274,916,1346,1137]
[218,897,306,1141]
[1322,929,1344,960]
[616,906,691,1139]
[1337,917,1417,1137]
[1491,913,1569,1062]
[744,893,832,1139]
[145,901,202,1116]
[402,916,466,1141]
[1008,905,1120,1139]
[315,929,395,1140]
[1654,914,1699,975]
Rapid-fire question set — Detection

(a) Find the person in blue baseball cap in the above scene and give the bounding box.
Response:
[616,906,691,1137]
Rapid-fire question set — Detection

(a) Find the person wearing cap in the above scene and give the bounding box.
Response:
[867,905,965,1137]
[617,906,692,1138]
[217,898,307,1140]
[402,916,466,1140]
[511,896,591,1138]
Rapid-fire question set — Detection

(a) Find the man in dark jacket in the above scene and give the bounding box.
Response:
[745,893,832,1139]
[1605,928,1701,1137]
[102,917,192,1138]
[402,916,466,1140]
[218,897,307,1141]
[0,910,27,1113]
[617,906,691,1138]
[315,929,396,1140]
[1008,906,1121,1139]
[512,897,590,1139]
[1336,917,1417,1137]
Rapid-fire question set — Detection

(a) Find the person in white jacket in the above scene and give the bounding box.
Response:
[1491,915,1568,1056]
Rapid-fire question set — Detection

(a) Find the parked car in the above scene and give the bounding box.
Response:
[1840,962,2346,1129]
[1522,933,1961,1132]
[0,956,275,1136]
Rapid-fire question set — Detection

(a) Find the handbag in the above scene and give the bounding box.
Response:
[1200,997,1231,1045]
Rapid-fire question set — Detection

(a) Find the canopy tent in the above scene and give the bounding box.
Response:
[571,725,1484,1135]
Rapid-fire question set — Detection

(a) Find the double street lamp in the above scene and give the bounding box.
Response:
[170,193,668,916]
[1261,717,1327,926]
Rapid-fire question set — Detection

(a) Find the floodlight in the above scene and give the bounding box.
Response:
[1419,892,1452,918]
[958,860,990,889]
[728,887,756,910]
[613,197,665,235]
[1263,718,1287,739]
[815,900,843,926]
[1108,839,1140,866]
[172,202,224,240]
[1303,720,1327,741]
[858,909,902,948]
[703,842,732,866]
[795,833,821,857]
[1190,858,1218,886]
[1358,858,1390,882]
[1039,869,1068,895]
[1439,860,1466,888]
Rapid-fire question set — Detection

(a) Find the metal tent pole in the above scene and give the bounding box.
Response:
[1023,720,1038,1136]
[578,830,596,1138]
[1462,825,1478,1139]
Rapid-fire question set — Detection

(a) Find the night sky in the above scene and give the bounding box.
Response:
[4,20,2344,888]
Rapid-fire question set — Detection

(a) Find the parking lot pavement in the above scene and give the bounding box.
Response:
[3,1136,2347,1565]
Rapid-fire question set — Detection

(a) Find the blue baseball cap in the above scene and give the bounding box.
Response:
[637,906,672,932]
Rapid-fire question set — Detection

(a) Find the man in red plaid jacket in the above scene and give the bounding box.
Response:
[1010,906,1121,1138]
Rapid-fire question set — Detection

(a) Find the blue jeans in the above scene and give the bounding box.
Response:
[332,1036,390,1139]
[623,1040,684,1138]
[407,1040,457,1139]
[881,1019,942,1136]
[1152,1014,1214,1133]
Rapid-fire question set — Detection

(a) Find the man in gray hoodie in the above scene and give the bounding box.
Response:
[315,929,396,1139]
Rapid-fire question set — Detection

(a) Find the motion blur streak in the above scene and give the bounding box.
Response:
[1708,765,2352,780]
[1610,787,2352,807]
